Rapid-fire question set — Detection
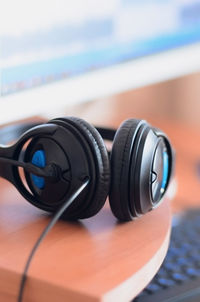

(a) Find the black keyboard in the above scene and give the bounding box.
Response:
[133,208,200,302]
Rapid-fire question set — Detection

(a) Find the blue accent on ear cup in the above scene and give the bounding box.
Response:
[31,150,46,189]
[161,151,169,190]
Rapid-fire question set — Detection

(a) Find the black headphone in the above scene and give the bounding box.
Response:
[0,117,174,221]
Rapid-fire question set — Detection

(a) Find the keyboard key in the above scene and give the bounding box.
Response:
[163,262,181,272]
[145,283,162,293]
[184,268,200,278]
[172,272,189,282]
[176,257,192,266]
[157,278,176,287]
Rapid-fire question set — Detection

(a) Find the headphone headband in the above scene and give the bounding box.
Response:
[0,122,117,145]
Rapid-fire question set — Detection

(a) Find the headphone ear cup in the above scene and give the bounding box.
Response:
[109,118,173,221]
[109,119,145,221]
[54,117,110,219]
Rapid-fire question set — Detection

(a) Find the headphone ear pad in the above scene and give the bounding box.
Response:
[56,117,110,219]
[109,119,146,221]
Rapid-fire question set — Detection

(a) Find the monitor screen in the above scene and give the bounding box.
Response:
[1,0,200,123]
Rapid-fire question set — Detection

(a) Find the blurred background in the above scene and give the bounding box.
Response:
[1,0,200,126]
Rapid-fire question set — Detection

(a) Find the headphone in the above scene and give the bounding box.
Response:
[0,117,174,221]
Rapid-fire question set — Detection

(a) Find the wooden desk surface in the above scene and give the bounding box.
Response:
[0,180,170,302]
[0,111,172,301]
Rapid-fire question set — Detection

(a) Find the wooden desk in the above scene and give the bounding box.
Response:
[0,115,172,301]
[0,180,171,302]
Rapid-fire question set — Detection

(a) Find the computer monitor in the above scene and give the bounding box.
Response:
[1,0,200,124]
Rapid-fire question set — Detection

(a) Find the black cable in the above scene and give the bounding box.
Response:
[0,157,60,181]
[17,178,89,302]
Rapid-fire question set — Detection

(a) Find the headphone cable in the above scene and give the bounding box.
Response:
[17,178,89,302]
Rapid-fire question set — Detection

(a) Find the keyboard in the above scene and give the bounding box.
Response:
[133,208,200,302]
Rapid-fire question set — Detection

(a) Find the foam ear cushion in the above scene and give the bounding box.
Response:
[57,117,110,218]
[109,119,146,221]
